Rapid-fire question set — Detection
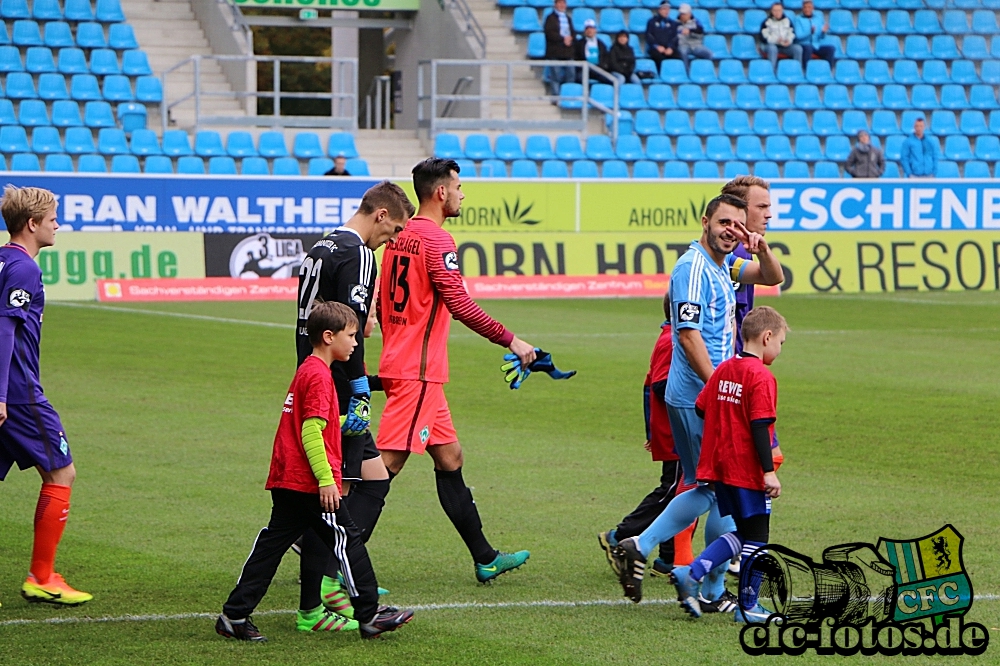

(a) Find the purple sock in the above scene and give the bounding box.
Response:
[689,532,742,582]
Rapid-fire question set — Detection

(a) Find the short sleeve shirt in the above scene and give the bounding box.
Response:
[0,244,46,404]
[266,355,343,494]
[694,354,777,491]
[665,241,747,408]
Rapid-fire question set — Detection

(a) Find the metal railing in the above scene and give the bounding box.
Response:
[161,54,358,132]
[365,75,392,130]
[216,0,254,49]
[417,59,619,140]
[441,76,474,118]
[446,0,487,60]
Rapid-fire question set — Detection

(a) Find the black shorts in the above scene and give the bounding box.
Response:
[342,431,380,482]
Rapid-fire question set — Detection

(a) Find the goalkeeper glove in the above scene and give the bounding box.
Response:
[341,377,372,436]
[501,348,577,390]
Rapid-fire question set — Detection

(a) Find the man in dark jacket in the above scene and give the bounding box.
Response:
[608,30,639,84]
[844,130,885,178]
[645,1,678,70]
[575,19,613,84]
[544,0,576,95]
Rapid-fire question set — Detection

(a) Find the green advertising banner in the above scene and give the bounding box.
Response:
[0,232,207,300]
[577,181,720,232]
[230,0,421,11]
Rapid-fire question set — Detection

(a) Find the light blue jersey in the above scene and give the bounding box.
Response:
[665,241,747,408]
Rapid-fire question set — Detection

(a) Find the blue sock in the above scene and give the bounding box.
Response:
[637,486,714,558]
[689,532,741,582]
[740,541,766,609]
[702,562,729,601]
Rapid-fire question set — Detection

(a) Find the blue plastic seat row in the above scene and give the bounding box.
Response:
[1,0,125,22]
[0,20,137,49]
[129,130,362,159]
[2,152,372,175]
[0,72,162,101]
[0,46,149,75]
[0,98,144,128]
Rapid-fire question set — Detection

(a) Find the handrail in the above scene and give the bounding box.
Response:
[365,75,392,130]
[441,76,474,118]
[447,0,487,59]
[217,0,254,50]
[161,54,358,132]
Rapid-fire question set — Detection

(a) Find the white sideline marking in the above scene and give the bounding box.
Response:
[1,595,998,628]
[50,302,291,330]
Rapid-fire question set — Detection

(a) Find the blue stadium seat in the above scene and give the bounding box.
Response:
[44,154,73,171]
[811,110,840,135]
[992,111,1000,134]
[689,60,718,85]
[162,129,193,157]
[293,132,323,158]
[526,135,556,160]
[57,48,87,74]
[718,59,747,85]
[764,84,792,110]
[224,131,257,158]
[71,74,101,100]
[964,161,992,178]
[18,100,48,126]
[764,135,793,161]
[619,83,648,109]
[805,59,834,85]
[781,160,807,177]
[144,155,173,174]
[31,126,61,153]
[705,135,734,161]
[824,84,852,110]
[305,157,331,176]
[494,134,524,160]
[935,160,959,178]
[1,0,28,18]
[911,84,940,110]
[541,159,569,178]
[931,35,959,60]
[25,46,55,73]
[116,101,145,132]
[615,134,644,160]
[111,154,140,173]
[598,8,625,33]
[677,84,704,109]
[871,110,900,135]
[65,0,95,21]
[962,36,989,60]
[960,110,989,135]
[634,58,658,80]
[703,34,729,59]
[750,160,777,178]
[122,50,151,76]
[12,20,42,46]
[343,159,370,177]
[794,84,822,110]
[662,160,689,178]
[586,134,615,160]
[852,84,880,110]
[885,11,913,34]
[90,48,120,75]
[51,100,82,126]
[462,134,492,160]
[705,84,733,110]
[942,10,968,34]
[840,0,867,8]
[44,22,73,48]
[6,72,36,98]
[952,60,980,85]
[692,160,719,178]
[752,109,781,135]
[923,60,952,86]
[835,60,863,86]
[970,85,999,109]
[0,23,8,45]
[671,134,702,161]
[102,74,132,101]
[647,84,675,109]
[512,7,541,32]
[97,127,128,154]
[972,10,999,34]
[109,23,139,50]
[634,109,663,135]
[194,131,226,157]
[735,84,763,110]
[479,159,507,178]
[662,109,692,135]
[64,127,94,153]
[730,35,759,60]
[553,135,583,160]
[782,110,810,136]
[842,109,870,134]
[208,156,237,175]
[0,45,22,72]
[10,153,40,171]
[828,9,854,34]
[558,82,583,109]
[941,84,969,110]
[568,8,595,30]
[130,129,161,156]
[83,100,114,126]
[913,10,940,35]
[722,160,749,178]
[975,135,1000,160]
[176,156,205,175]
[814,161,840,177]
[660,60,688,84]
[644,135,673,160]
[825,134,853,160]
[628,7,652,33]
[0,125,29,153]
[96,0,126,22]
[901,110,926,133]
[883,162,901,177]
[930,110,959,135]
[863,59,890,85]
[571,159,599,177]
[874,35,906,60]
[526,32,546,59]
[589,83,614,109]
[892,60,924,86]
[847,35,874,60]
[724,110,751,135]
[75,23,107,48]
[274,157,301,176]
[776,59,804,84]
[692,109,721,135]
[794,135,823,161]
[434,133,463,158]
[135,76,162,103]
[36,72,67,100]
[904,36,931,60]
[510,159,538,178]
[601,159,628,178]
[743,8,767,29]
[748,60,777,84]
[632,160,659,178]
[857,10,883,35]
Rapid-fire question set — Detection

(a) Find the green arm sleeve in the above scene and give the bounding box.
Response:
[301,417,335,487]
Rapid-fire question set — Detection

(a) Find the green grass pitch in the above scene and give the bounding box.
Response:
[0,294,998,665]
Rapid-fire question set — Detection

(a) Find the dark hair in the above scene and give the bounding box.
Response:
[616,30,629,40]
[412,158,460,203]
[704,193,748,220]
[307,301,358,346]
[357,180,415,220]
[662,289,671,321]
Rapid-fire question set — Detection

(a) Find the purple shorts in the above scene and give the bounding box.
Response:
[0,400,72,480]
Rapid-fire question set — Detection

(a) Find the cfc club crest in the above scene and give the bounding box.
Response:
[229,234,307,279]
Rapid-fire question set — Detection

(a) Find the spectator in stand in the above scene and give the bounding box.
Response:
[544,0,577,96]
[608,30,640,84]
[646,1,679,70]
[844,130,885,178]
[324,156,351,176]
[575,19,614,84]
[793,0,834,65]
[760,3,802,72]
[675,3,712,70]
[900,117,938,178]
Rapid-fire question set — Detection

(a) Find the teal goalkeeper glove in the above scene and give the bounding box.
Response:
[501,349,576,390]
[341,377,371,436]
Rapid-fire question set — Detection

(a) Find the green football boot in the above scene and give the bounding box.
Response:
[476,550,530,583]
[296,605,358,632]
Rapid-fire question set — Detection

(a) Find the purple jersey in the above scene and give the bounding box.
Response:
[0,243,46,404]
[733,244,754,354]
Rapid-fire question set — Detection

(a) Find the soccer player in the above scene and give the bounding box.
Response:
[294,181,413,621]
[612,193,783,604]
[721,176,772,354]
[672,306,787,622]
[218,302,413,642]
[376,158,535,583]
[0,185,91,607]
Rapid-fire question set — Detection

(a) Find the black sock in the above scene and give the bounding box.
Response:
[435,467,496,565]
[299,529,328,611]
[347,479,390,543]
[387,469,397,482]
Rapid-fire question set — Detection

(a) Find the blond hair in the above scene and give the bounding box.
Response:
[1,185,56,235]
[741,306,788,343]
[721,175,770,204]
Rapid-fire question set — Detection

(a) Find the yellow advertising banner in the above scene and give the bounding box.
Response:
[448,230,1000,294]
[0,232,207,300]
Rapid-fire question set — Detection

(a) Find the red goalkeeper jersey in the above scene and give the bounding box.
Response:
[377,217,514,384]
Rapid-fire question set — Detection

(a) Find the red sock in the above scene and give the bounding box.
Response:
[30,483,72,584]
[673,519,698,567]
